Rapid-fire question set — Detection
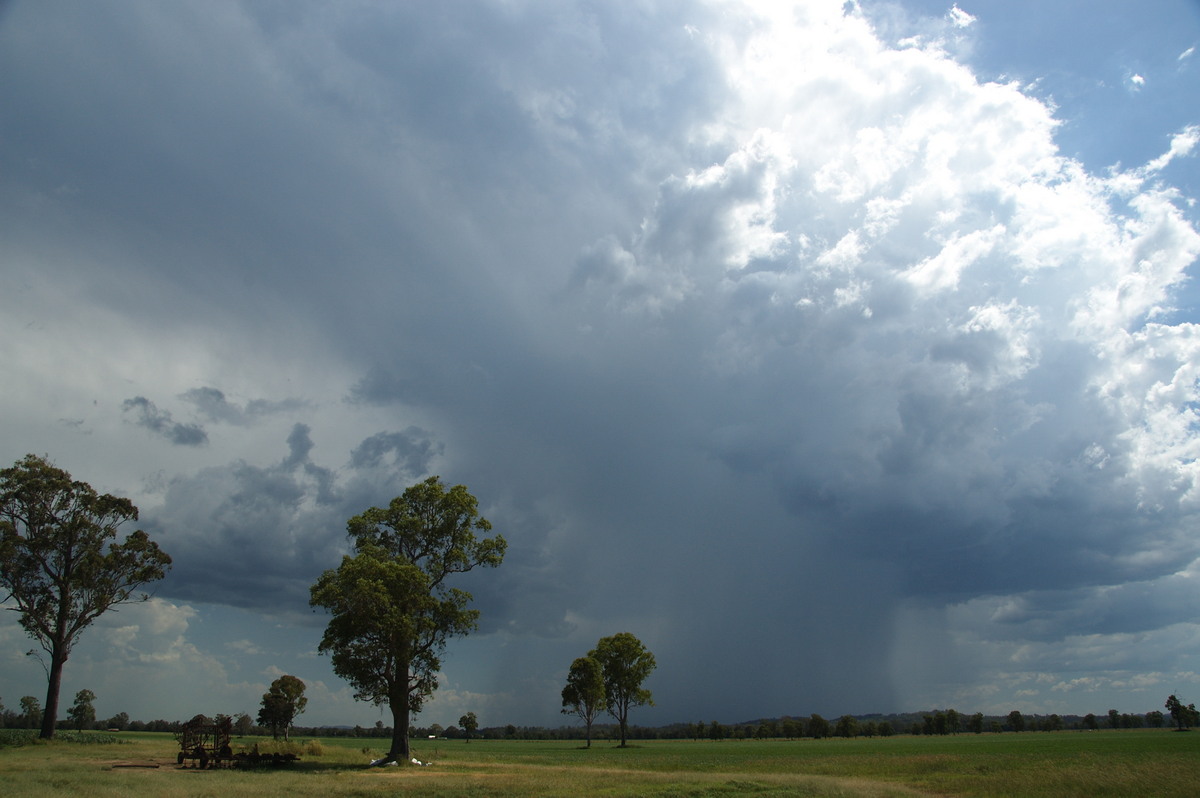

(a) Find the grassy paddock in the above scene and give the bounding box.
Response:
[0,729,1196,796]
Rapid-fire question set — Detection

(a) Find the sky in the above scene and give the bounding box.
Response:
[2,0,1200,731]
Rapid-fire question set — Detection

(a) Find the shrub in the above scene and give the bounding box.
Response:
[0,729,122,747]
[0,729,37,748]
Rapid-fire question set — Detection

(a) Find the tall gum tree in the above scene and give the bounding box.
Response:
[310,476,505,764]
[591,632,655,747]
[0,454,171,739]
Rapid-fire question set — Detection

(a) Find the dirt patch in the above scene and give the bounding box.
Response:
[110,761,161,768]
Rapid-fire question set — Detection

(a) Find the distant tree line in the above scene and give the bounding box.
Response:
[4,704,1190,740]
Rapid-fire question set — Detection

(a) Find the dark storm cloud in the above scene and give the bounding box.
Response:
[146,423,450,613]
[348,429,442,475]
[3,0,1199,725]
[122,397,208,447]
[182,387,307,425]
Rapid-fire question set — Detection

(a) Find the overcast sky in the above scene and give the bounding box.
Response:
[3,0,1200,731]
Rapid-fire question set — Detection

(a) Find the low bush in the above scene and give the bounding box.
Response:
[54,731,124,744]
[0,729,37,748]
[0,729,122,747]
[241,738,324,757]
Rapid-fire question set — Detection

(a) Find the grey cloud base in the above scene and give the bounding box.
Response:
[1,0,1199,725]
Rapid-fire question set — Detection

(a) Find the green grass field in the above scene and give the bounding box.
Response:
[1,729,1197,796]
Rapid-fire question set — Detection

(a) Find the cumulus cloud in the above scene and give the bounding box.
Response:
[1,0,1199,726]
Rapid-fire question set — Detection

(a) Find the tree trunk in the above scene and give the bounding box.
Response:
[40,650,66,739]
[384,699,410,764]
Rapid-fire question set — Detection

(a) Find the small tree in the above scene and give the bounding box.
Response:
[1006,710,1025,732]
[19,696,41,730]
[310,477,506,764]
[106,711,129,731]
[233,712,254,737]
[258,675,307,740]
[590,632,655,747]
[458,712,478,743]
[561,656,605,748]
[67,689,96,731]
[0,455,172,739]
[808,714,829,739]
[835,714,858,738]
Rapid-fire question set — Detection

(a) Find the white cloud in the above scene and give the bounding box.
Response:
[948,4,975,29]
[1,0,1198,727]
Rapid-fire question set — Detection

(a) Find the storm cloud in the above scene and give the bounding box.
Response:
[2,0,1199,727]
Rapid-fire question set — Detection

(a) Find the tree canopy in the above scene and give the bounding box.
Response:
[1165,694,1199,730]
[458,711,478,742]
[310,476,505,764]
[591,632,655,747]
[561,655,606,748]
[258,674,307,740]
[67,689,96,731]
[0,454,171,738]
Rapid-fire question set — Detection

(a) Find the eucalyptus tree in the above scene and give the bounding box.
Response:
[0,455,171,739]
[258,674,307,740]
[561,655,605,747]
[590,632,655,747]
[310,476,505,765]
[67,689,96,731]
[458,711,478,742]
[1166,694,1199,730]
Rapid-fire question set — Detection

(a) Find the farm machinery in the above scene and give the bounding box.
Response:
[175,714,300,768]
[176,715,233,768]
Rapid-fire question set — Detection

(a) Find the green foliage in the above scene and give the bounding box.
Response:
[835,715,859,738]
[590,632,656,747]
[54,730,122,744]
[561,655,606,747]
[808,714,830,739]
[67,689,96,731]
[258,675,307,741]
[246,738,325,757]
[459,712,479,742]
[1165,694,1199,730]
[0,454,171,739]
[309,476,505,763]
[0,729,121,747]
[18,696,41,729]
[0,728,37,747]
